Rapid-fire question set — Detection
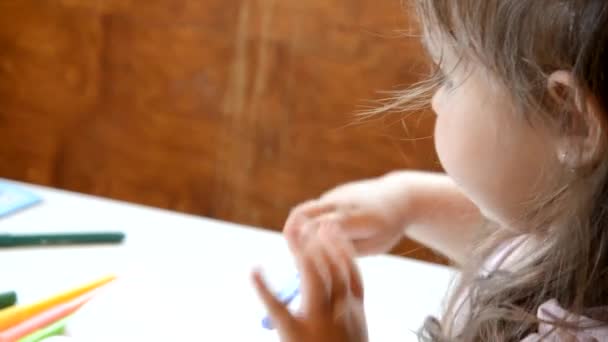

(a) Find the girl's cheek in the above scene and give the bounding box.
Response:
[433,103,454,173]
[432,90,473,187]
[431,90,452,165]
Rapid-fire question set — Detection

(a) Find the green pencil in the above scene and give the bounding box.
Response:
[0,291,17,310]
[0,231,125,247]
[18,315,70,342]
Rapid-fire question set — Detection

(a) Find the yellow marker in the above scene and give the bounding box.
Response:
[0,275,115,330]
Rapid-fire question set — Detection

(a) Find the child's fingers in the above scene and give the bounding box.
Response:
[323,228,365,300]
[252,270,296,331]
[284,200,336,247]
[317,226,352,302]
[283,200,316,245]
[287,212,343,257]
[297,239,333,314]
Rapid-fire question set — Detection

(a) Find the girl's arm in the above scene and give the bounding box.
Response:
[383,171,486,265]
[283,171,486,266]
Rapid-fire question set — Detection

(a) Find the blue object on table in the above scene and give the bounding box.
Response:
[0,182,42,218]
[262,274,301,330]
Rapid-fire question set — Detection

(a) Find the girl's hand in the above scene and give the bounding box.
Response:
[284,174,410,256]
[252,227,368,342]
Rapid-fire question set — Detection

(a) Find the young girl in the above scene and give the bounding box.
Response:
[253,0,608,341]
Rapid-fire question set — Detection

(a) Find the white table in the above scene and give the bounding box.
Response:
[0,180,455,341]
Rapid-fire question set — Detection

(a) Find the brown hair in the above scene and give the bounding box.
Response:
[387,0,608,340]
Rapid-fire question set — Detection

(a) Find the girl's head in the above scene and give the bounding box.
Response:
[392,0,608,340]
[419,0,608,230]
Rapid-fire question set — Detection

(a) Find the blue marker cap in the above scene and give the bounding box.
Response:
[262,274,301,330]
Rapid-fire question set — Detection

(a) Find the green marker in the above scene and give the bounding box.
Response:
[0,231,125,248]
[18,315,70,342]
[0,291,17,310]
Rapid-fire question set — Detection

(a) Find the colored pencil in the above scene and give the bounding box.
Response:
[0,275,115,330]
[0,293,90,341]
[18,315,70,342]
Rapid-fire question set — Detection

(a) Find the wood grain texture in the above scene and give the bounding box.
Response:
[0,0,445,263]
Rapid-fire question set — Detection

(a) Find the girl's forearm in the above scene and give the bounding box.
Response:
[382,171,486,265]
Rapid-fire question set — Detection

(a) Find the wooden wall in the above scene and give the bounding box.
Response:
[0,0,443,261]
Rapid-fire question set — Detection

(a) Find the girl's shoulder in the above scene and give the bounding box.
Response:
[521,299,608,341]
[482,235,608,341]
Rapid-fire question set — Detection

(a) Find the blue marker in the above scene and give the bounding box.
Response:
[262,275,301,329]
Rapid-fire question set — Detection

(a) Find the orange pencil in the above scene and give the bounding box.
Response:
[0,292,93,341]
[0,275,115,331]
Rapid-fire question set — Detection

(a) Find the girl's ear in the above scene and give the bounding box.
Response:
[548,70,606,172]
